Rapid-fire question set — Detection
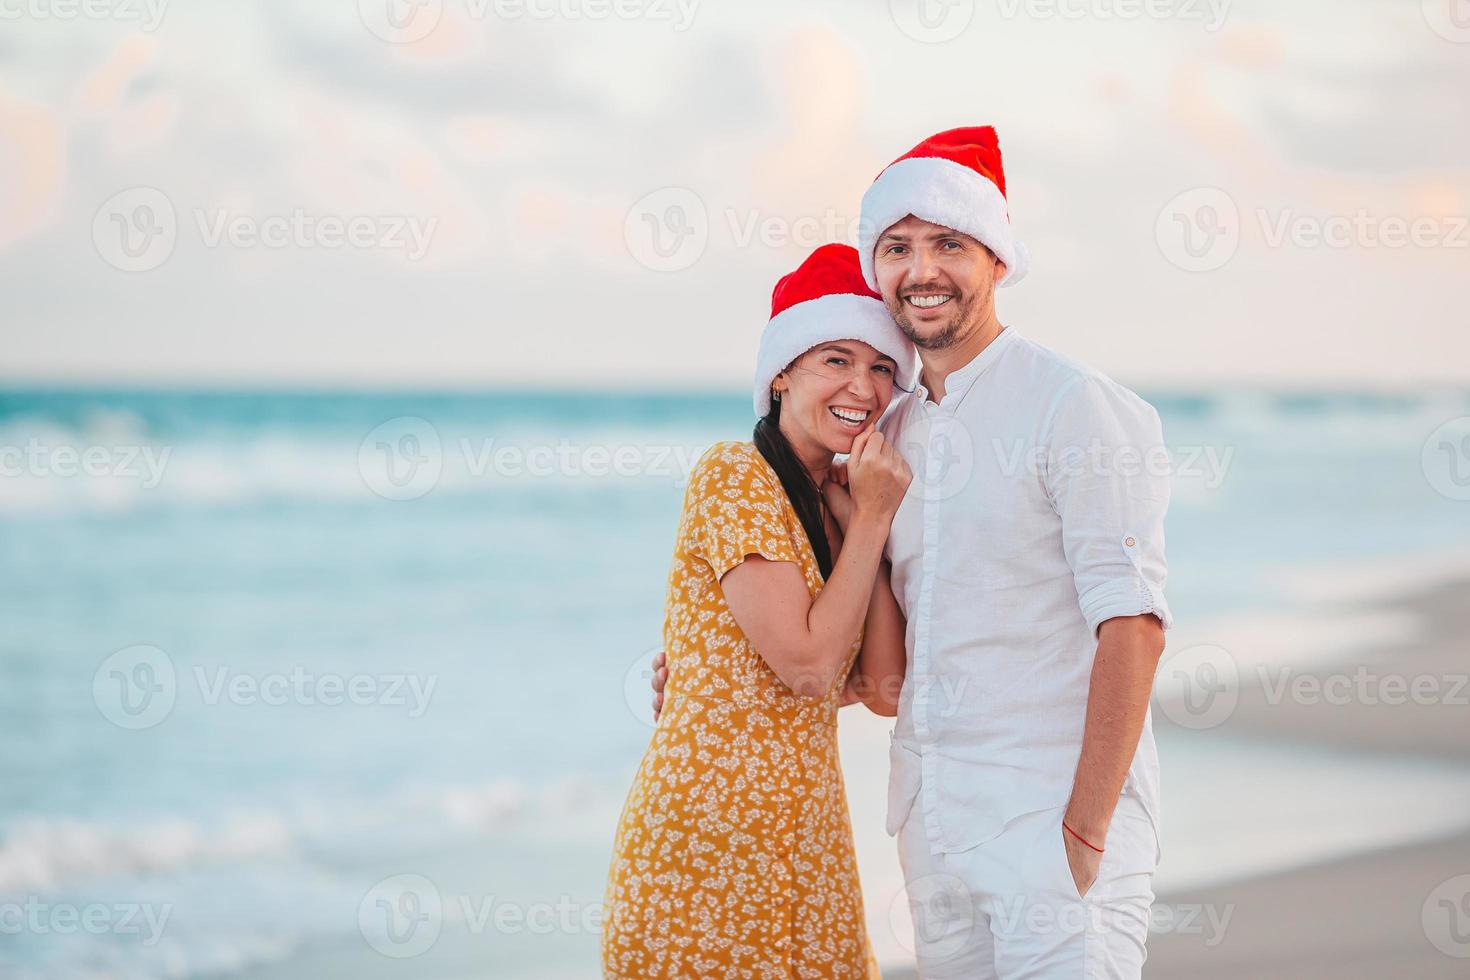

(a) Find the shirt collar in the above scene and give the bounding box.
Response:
[914,325,1019,404]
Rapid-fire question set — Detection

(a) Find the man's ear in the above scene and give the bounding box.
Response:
[993,256,1008,284]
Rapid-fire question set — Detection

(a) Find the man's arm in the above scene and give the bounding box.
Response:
[825,476,906,716]
[1043,376,1174,896]
[840,560,907,716]
[1062,613,1165,893]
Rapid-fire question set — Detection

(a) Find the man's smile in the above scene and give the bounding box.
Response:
[904,292,954,310]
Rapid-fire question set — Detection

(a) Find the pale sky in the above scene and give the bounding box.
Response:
[1,0,1467,390]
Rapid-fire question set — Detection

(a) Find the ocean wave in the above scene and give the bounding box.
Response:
[4,387,1468,516]
[0,776,615,895]
[0,419,716,516]
[0,812,294,894]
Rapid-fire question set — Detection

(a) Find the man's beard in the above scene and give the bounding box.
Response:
[891,289,977,351]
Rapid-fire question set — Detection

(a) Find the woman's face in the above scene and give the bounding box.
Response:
[773,341,898,459]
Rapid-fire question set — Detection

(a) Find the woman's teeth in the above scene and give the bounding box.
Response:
[830,407,870,428]
[906,294,952,309]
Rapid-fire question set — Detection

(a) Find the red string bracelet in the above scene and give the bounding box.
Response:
[1063,821,1105,854]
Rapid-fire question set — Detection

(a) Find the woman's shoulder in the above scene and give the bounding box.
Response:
[688,441,780,498]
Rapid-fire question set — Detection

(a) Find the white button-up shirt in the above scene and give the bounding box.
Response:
[879,327,1172,854]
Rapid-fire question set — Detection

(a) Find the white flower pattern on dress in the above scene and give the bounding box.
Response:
[602,441,878,979]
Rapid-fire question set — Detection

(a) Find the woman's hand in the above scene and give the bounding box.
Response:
[845,430,911,523]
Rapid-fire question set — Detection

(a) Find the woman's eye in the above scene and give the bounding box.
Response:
[941,240,961,250]
[874,365,893,375]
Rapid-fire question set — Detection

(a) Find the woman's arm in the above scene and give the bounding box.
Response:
[721,505,892,699]
[720,431,909,699]
[842,561,907,716]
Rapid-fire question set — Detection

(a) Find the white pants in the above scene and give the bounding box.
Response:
[897,793,1157,979]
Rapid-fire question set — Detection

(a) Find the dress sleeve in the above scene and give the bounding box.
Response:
[685,445,802,581]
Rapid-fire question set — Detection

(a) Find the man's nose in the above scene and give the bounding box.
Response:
[906,246,939,284]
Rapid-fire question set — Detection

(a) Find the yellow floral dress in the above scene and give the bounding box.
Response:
[602,441,879,979]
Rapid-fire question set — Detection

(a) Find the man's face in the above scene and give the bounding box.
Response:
[872,214,1005,351]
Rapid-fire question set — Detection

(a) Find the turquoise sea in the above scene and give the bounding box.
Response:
[2,385,1469,978]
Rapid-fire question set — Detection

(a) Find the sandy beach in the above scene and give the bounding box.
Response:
[875,567,1470,978]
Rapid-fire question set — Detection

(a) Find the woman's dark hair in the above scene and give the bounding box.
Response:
[754,394,833,579]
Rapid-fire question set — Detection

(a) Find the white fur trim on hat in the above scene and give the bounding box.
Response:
[753,293,916,418]
[858,155,1029,291]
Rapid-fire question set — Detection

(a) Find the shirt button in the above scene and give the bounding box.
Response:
[1124,536,1136,547]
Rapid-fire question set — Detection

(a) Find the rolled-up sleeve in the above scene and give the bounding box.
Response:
[1042,376,1173,635]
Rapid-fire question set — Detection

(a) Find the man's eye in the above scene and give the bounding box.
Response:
[826,357,848,367]
[941,240,961,250]
[886,245,906,255]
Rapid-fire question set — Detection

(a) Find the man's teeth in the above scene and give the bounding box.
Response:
[830,407,870,425]
[907,294,952,309]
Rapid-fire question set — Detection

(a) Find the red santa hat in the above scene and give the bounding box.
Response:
[857,125,1029,290]
[754,243,917,417]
